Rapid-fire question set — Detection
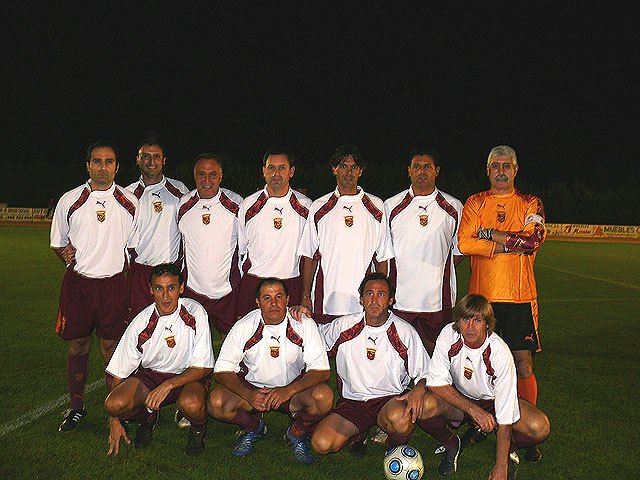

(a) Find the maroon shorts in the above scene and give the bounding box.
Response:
[128,261,155,319]
[393,308,452,349]
[332,394,398,434]
[183,287,236,334]
[133,367,211,406]
[56,269,128,340]
[236,273,304,318]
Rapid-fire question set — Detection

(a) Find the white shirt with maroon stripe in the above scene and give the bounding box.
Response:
[106,298,214,378]
[177,188,243,299]
[384,187,463,313]
[126,176,189,266]
[298,188,393,316]
[237,188,311,279]
[214,309,329,389]
[427,323,520,425]
[318,312,430,401]
[50,181,138,278]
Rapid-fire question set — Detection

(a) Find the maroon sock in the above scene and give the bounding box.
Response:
[511,431,538,450]
[290,410,324,437]
[190,418,208,431]
[417,416,458,449]
[386,432,413,449]
[67,354,88,410]
[231,410,260,432]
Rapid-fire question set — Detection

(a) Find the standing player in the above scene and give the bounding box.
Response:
[417,294,550,479]
[105,264,214,456]
[294,145,393,324]
[384,148,464,356]
[177,153,243,338]
[458,145,546,460]
[51,141,138,432]
[208,278,332,465]
[236,147,311,317]
[126,138,188,318]
[311,273,430,457]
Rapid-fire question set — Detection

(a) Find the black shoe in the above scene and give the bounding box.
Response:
[186,426,206,456]
[349,437,368,459]
[437,435,461,476]
[508,455,519,480]
[59,408,87,432]
[460,426,487,448]
[524,445,542,462]
[135,411,159,449]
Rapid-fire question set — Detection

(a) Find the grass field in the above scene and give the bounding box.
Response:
[1,225,639,479]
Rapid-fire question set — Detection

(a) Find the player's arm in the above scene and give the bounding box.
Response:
[290,255,317,320]
[145,366,212,411]
[374,259,388,276]
[107,376,130,456]
[457,198,495,257]
[214,371,270,412]
[488,423,513,480]
[429,384,496,433]
[53,243,76,267]
[264,369,330,410]
[396,379,427,423]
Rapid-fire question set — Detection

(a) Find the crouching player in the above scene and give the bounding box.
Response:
[208,278,332,465]
[310,273,430,457]
[105,264,214,456]
[417,294,550,479]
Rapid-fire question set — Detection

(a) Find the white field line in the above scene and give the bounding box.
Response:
[537,263,640,291]
[543,297,640,302]
[0,379,102,437]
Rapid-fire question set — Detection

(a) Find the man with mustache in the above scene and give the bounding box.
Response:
[457,145,546,462]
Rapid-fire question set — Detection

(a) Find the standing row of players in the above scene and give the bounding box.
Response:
[50,139,548,478]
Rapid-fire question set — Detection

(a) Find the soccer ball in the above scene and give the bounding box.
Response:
[383,445,424,480]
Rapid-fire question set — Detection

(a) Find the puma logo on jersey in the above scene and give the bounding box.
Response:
[201,205,210,210]
[274,207,284,214]
[418,205,428,211]
[165,326,173,332]
[524,334,535,343]
[95,200,106,208]
[270,335,281,343]
[343,205,353,212]
[152,192,162,198]
[497,203,506,209]
[367,336,378,344]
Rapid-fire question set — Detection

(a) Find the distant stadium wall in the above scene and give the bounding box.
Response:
[0,207,49,222]
[546,223,640,242]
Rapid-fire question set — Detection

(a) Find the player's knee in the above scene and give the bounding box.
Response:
[104,393,126,416]
[206,391,223,417]
[531,412,551,442]
[310,431,338,455]
[68,337,92,356]
[311,384,334,414]
[384,406,412,435]
[177,395,204,418]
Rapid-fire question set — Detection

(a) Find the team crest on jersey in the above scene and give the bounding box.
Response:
[273,217,283,229]
[165,335,176,348]
[497,211,506,223]
[464,366,473,379]
[202,213,211,225]
[270,346,280,358]
[366,348,376,360]
[96,210,106,222]
[153,201,163,213]
[344,215,354,227]
[419,214,429,226]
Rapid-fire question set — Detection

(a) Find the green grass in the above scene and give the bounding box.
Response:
[1,226,639,479]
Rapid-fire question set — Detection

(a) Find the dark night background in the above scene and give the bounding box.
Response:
[3,3,639,223]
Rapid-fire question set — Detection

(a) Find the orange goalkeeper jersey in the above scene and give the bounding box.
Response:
[458,189,546,303]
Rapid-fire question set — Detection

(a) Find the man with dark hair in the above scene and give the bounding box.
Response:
[177,154,243,338]
[293,145,393,324]
[385,148,464,356]
[458,145,546,460]
[236,147,312,317]
[417,294,550,479]
[105,263,214,456]
[209,277,332,465]
[51,141,139,433]
[126,137,188,318]
[311,273,430,457]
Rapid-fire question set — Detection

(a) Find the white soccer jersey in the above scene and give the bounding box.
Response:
[214,309,330,388]
[106,298,215,378]
[126,176,189,265]
[319,312,430,401]
[238,188,311,279]
[384,187,463,312]
[427,323,520,425]
[50,181,138,278]
[177,188,243,299]
[298,188,393,316]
